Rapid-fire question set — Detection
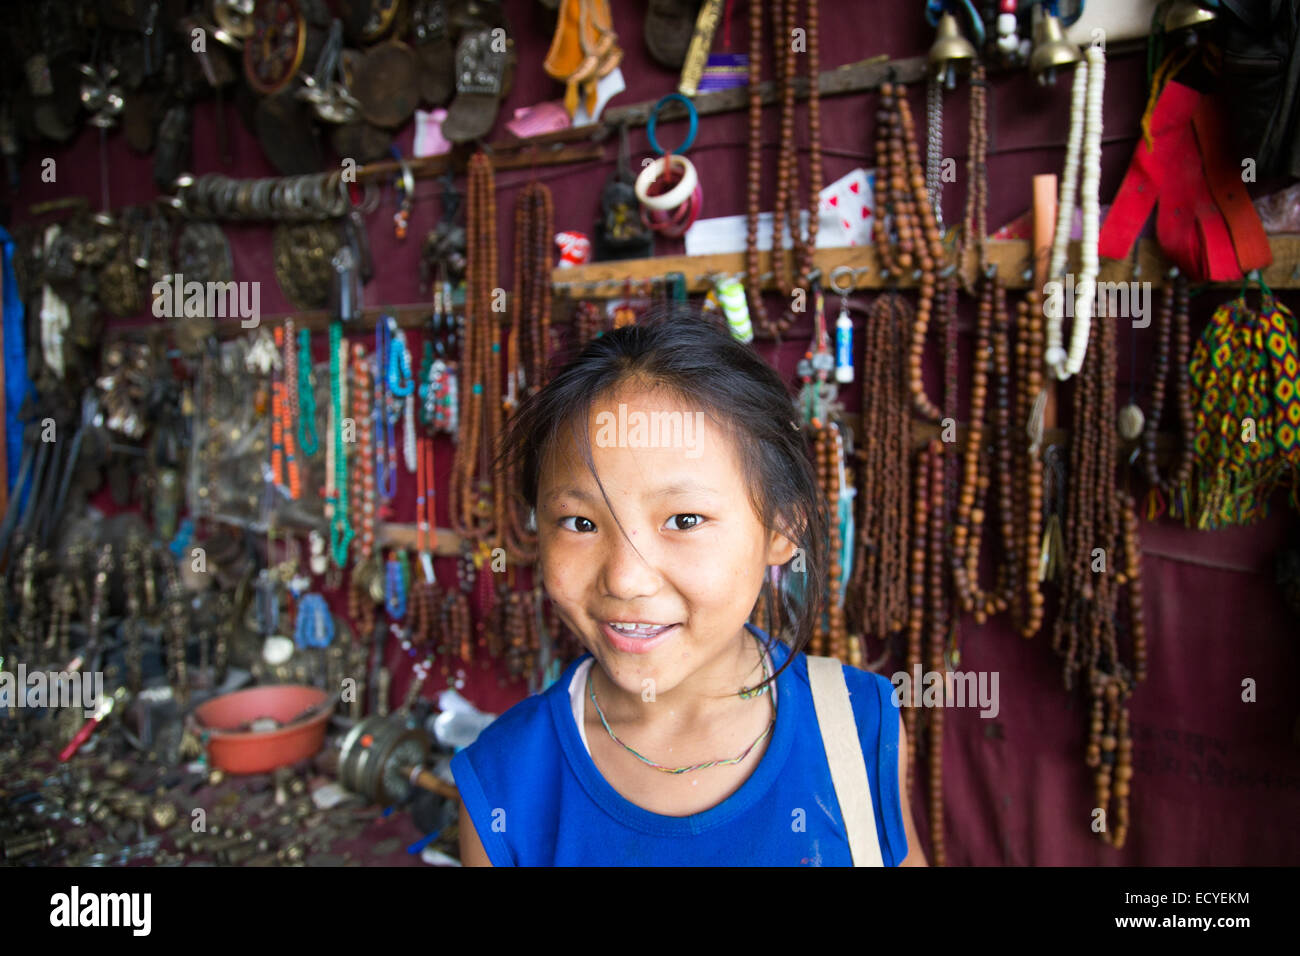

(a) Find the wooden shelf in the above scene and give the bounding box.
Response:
[552,236,1300,298]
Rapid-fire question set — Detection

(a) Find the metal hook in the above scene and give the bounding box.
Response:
[827,265,855,295]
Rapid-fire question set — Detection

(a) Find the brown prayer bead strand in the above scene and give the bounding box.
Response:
[1141,281,1175,493]
[1121,497,1147,682]
[872,86,898,278]
[990,277,1016,618]
[797,0,821,287]
[952,276,992,617]
[854,297,886,637]
[1019,289,1047,636]
[889,299,914,631]
[1112,703,1133,848]
[905,444,930,796]
[926,440,947,867]
[744,0,765,324]
[1170,276,1194,491]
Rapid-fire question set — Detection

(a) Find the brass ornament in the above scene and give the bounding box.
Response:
[273,221,341,309]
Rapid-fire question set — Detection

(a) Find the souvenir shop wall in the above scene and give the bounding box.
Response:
[2,0,1299,868]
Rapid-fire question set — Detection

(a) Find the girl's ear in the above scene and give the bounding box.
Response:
[763,527,799,567]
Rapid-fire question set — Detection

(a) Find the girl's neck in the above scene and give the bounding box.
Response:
[590,628,770,730]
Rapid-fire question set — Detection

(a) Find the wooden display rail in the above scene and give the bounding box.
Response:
[552,236,1300,297]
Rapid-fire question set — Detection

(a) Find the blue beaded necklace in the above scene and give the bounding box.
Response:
[385,550,408,620]
[294,592,335,649]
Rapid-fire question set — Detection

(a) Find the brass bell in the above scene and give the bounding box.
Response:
[1029,9,1081,86]
[1164,0,1218,32]
[929,13,976,90]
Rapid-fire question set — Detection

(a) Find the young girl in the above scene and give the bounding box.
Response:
[451,306,925,866]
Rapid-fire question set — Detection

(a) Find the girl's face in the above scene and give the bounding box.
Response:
[536,384,796,699]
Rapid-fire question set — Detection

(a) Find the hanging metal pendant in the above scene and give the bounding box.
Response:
[1118,403,1145,441]
[274,221,341,309]
[176,222,234,286]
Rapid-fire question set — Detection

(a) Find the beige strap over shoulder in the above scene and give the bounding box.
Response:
[806,654,884,867]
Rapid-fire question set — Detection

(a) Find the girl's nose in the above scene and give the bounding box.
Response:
[598,528,663,601]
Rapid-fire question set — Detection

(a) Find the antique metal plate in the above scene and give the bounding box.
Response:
[353,40,419,130]
[272,221,340,309]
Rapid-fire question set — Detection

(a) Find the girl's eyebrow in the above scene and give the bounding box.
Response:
[548,480,721,504]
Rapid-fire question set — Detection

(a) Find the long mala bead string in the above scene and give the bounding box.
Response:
[925,438,948,867]
[851,292,911,644]
[351,343,376,562]
[450,151,500,546]
[298,326,320,458]
[904,443,930,797]
[1013,285,1047,637]
[745,0,820,342]
[1141,272,1194,518]
[328,321,353,566]
[952,271,1015,624]
[875,79,944,422]
[282,319,301,498]
[957,62,989,295]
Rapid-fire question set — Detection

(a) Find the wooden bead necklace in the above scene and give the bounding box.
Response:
[851,292,912,642]
[925,438,948,867]
[904,443,930,797]
[512,180,554,399]
[745,0,822,341]
[811,422,848,660]
[450,151,502,548]
[875,79,946,421]
[1012,286,1047,637]
[572,299,607,352]
[951,271,1016,624]
[1140,272,1194,516]
[957,62,989,294]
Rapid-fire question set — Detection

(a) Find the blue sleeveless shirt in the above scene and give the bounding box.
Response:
[449,623,908,866]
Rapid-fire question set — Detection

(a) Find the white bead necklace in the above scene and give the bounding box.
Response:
[1045,43,1105,381]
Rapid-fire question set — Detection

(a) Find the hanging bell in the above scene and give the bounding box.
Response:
[1029,9,1081,87]
[1164,0,1218,32]
[929,13,976,90]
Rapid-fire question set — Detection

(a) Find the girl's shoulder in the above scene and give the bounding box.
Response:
[452,654,588,768]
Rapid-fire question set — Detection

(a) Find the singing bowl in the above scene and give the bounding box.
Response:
[193,685,331,774]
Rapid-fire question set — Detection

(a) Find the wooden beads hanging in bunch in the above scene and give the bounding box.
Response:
[874,78,946,422]
[1139,272,1194,517]
[1051,271,1146,849]
[904,443,931,796]
[744,0,822,340]
[851,292,912,643]
[502,587,540,682]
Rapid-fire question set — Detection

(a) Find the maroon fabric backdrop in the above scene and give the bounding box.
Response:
[11,0,1299,864]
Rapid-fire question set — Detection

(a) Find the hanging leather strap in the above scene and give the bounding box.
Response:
[807,654,883,867]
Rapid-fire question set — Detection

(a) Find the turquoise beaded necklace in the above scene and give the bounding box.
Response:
[328,320,354,566]
[587,634,775,774]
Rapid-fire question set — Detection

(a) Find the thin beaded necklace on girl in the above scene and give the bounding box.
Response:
[588,632,775,774]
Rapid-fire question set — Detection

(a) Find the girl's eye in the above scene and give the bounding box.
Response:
[665,514,704,531]
[559,515,596,533]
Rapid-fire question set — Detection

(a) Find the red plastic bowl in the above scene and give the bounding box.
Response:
[192,685,332,774]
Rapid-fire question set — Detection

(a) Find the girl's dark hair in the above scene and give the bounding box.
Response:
[494,302,829,694]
